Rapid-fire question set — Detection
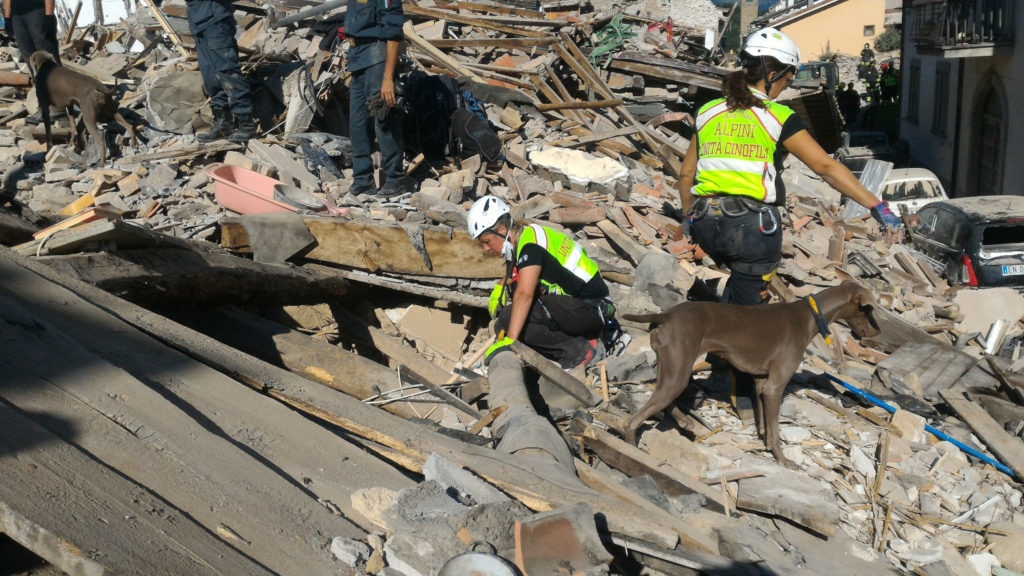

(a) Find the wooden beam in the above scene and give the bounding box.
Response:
[939,389,1023,480]
[404,4,552,37]
[537,98,623,112]
[509,341,599,406]
[6,248,714,553]
[428,37,558,48]
[142,0,191,59]
[402,21,482,80]
[0,403,274,576]
[221,216,504,279]
[568,417,727,513]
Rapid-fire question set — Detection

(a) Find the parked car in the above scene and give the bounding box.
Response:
[881,168,949,216]
[908,196,1024,287]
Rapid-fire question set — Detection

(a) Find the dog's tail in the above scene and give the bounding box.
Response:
[622,312,668,325]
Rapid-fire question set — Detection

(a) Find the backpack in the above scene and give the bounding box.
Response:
[401,70,461,160]
[450,107,503,163]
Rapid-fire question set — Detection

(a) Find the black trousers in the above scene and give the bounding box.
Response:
[691,197,782,306]
[494,294,604,369]
[11,8,59,74]
[186,0,252,118]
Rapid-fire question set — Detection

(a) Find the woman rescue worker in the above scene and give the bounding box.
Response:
[467,195,623,370]
[679,27,901,306]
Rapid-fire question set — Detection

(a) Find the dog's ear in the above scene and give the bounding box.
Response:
[854,286,876,310]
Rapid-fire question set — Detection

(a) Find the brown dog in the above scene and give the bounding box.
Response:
[622,281,880,469]
[29,51,138,164]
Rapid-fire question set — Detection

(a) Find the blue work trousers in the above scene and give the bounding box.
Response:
[348,56,404,188]
[186,0,251,117]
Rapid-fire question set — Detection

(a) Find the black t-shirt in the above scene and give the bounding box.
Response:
[10,0,46,16]
[515,243,608,300]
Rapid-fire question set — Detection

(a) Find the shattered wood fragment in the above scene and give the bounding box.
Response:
[939,390,1023,480]
[142,0,190,58]
[536,98,624,112]
[568,416,727,512]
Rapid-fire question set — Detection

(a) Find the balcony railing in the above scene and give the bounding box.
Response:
[911,0,1015,51]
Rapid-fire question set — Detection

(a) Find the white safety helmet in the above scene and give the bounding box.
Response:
[742,27,801,69]
[467,196,511,239]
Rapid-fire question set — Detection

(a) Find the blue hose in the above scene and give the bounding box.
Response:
[824,373,1015,478]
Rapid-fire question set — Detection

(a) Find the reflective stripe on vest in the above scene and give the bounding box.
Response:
[517,224,598,295]
[691,93,794,204]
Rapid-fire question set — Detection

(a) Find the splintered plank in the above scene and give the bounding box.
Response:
[4,248,702,553]
[38,243,351,306]
[939,390,1024,480]
[736,470,840,537]
[567,418,726,513]
[874,340,977,399]
[220,216,503,278]
[0,251,373,574]
[0,402,272,576]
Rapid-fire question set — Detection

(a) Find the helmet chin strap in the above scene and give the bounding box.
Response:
[759,56,789,97]
[500,229,514,261]
[488,226,515,261]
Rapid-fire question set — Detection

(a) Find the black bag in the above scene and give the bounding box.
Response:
[401,71,460,160]
[450,107,503,162]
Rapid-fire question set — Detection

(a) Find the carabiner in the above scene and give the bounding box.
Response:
[758,208,779,235]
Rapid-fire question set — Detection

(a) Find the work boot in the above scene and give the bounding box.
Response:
[376,177,408,199]
[198,107,232,142]
[228,114,257,143]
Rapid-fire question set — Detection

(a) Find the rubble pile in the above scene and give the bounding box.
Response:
[1,1,1023,576]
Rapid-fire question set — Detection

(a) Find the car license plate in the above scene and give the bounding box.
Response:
[1002,264,1024,276]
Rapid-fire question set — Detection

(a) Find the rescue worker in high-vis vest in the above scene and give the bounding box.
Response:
[678,27,901,306]
[467,196,624,370]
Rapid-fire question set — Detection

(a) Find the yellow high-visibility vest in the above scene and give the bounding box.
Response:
[517,224,598,295]
[691,90,795,204]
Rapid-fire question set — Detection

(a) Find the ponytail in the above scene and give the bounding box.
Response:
[721,55,791,110]
[722,69,762,110]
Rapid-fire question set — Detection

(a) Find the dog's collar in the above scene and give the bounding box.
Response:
[806,296,833,345]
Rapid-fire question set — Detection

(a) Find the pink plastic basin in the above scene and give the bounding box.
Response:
[204,163,299,215]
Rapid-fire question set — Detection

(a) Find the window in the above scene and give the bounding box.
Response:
[864,25,875,36]
[932,62,950,136]
[907,59,921,123]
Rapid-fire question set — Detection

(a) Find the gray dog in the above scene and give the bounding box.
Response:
[29,50,138,164]
[623,281,880,469]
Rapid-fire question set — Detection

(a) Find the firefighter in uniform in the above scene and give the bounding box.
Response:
[187,0,256,142]
[678,27,900,306]
[345,0,407,198]
[467,196,624,370]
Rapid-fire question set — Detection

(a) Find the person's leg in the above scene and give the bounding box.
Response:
[28,10,60,64]
[348,66,376,191]
[11,13,38,72]
[494,302,592,369]
[200,4,250,118]
[197,2,252,142]
[188,2,229,111]
[375,89,405,186]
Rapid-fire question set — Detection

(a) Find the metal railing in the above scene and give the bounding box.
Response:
[911,0,1015,49]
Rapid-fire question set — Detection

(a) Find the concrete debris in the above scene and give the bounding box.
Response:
[1,1,1023,575]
